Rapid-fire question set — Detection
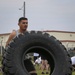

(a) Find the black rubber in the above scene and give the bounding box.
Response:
[2,31,72,75]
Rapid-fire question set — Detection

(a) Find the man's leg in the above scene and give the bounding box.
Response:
[24,59,37,75]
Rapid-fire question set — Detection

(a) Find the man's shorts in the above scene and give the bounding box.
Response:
[24,59,35,72]
[41,54,46,60]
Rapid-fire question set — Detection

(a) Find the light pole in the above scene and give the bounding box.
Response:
[1,37,3,56]
[24,2,25,17]
[19,1,26,17]
[1,40,3,56]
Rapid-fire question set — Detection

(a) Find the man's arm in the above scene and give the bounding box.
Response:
[6,31,16,47]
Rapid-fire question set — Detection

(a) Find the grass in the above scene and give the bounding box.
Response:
[0,65,75,75]
[34,64,75,75]
[72,72,75,75]
[0,73,2,75]
[0,60,75,75]
[35,64,50,75]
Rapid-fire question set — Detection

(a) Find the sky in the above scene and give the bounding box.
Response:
[0,0,75,34]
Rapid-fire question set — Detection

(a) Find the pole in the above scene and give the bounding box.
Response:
[1,40,2,56]
[24,2,25,17]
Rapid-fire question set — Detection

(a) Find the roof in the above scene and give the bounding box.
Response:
[0,30,75,36]
[0,33,10,36]
[43,30,75,34]
[60,40,75,42]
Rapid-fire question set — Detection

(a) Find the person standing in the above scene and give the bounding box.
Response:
[33,53,39,64]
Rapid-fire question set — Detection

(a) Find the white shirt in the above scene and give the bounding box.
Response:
[35,57,41,64]
[71,56,75,65]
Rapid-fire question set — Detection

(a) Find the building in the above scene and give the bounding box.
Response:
[0,33,10,48]
[44,30,75,50]
[0,30,75,50]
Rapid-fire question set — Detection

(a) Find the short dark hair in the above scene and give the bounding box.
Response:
[18,17,28,23]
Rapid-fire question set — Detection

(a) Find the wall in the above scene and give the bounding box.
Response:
[0,30,75,50]
[45,30,75,49]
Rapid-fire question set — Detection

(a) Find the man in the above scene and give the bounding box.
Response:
[33,53,39,64]
[6,17,37,75]
[40,55,50,74]
[6,17,28,46]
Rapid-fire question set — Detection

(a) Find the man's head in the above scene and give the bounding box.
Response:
[18,17,28,31]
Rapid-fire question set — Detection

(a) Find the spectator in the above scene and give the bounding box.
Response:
[33,53,39,65]
[40,55,50,74]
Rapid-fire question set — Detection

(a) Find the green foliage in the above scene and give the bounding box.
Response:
[68,50,75,57]
[0,55,2,61]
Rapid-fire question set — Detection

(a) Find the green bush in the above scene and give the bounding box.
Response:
[0,55,2,61]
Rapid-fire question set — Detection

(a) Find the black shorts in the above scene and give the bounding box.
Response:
[24,59,35,72]
[41,55,46,60]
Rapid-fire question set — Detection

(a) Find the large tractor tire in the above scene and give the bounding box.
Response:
[2,31,72,75]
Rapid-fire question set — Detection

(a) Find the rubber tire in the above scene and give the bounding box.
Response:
[2,31,72,75]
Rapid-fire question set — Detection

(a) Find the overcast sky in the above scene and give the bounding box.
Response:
[0,0,75,34]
